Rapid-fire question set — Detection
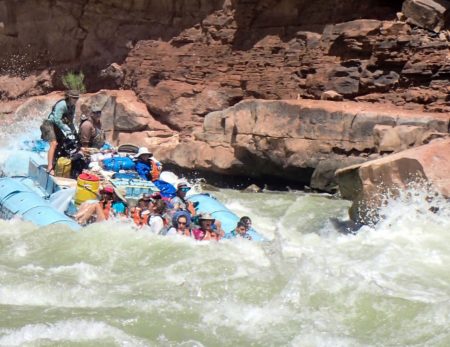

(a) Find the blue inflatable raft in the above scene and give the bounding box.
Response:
[188,193,264,241]
[1,156,264,239]
[0,177,80,230]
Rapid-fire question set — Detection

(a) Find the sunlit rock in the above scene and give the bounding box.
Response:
[336,137,450,224]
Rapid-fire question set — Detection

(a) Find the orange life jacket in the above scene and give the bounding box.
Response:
[150,159,162,181]
[100,200,112,220]
[186,201,196,216]
[132,208,150,227]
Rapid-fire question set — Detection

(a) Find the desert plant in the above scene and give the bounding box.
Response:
[61,71,86,93]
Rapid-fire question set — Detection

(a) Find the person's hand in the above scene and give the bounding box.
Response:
[47,168,55,176]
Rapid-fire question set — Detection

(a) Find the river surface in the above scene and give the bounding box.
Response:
[0,123,449,346]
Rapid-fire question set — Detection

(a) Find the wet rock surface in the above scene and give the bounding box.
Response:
[336,137,450,224]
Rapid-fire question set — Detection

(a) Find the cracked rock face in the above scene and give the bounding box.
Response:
[0,0,225,71]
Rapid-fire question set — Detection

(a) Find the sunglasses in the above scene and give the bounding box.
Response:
[180,187,190,192]
[178,221,187,225]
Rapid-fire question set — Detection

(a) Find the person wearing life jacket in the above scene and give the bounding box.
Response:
[74,185,127,224]
[98,185,128,220]
[232,221,252,240]
[170,182,196,216]
[134,147,162,181]
[147,199,167,234]
[75,185,113,224]
[97,185,114,221]
[131,193,152,227]
[192,213,222,241]
[166,210,192,237]
[40,90,79,176]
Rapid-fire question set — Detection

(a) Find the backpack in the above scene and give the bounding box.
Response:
[153,180,177,198]
[102,156,136,172]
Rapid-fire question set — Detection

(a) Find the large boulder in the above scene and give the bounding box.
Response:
[336,137,450,224]
[12,92,64,122]
[77,90,174,148]
[402,0,450,32]
[0,70,53,100]
[1,90,174,156]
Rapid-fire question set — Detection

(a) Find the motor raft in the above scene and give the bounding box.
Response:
[0,177,80,230]
[0,157,264,240]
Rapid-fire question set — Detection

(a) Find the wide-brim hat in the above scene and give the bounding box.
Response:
[113,187,127,203]
[65,90,80,99]
[177,181,190,190]
[135,147,153,159]
[100,185,114,194]
[139,193,152,201]
[198,212,215,222]
[151,192,162,199]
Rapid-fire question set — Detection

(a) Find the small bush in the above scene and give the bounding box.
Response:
[61,71,86,93]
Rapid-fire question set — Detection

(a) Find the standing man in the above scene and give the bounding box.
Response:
[79,106,105,150]
[40,90,79,176]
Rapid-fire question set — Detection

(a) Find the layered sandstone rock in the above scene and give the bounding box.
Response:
[3,90,175,151]
[165,99,450,190]
[4,92,449,192]
[336,137,450,224]
[0,70,53,99]
[123,7,450,140]
[0,0,225,70]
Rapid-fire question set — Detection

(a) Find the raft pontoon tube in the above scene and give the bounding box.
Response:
[0,177,80,230]
[188,193,264,241]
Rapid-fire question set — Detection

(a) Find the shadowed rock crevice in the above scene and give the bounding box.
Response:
[163,162,313,191]
[231,0,402,50]
[74,0,90,61]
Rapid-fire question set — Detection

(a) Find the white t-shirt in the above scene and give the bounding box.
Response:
[166,227,177,236]
[148,215,164,234]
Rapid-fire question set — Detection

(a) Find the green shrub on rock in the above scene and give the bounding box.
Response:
[61,71,86,93]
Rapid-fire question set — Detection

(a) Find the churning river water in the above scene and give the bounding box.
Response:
[0,121,449,346]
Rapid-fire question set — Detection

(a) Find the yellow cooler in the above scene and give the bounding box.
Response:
[75,173,100,205]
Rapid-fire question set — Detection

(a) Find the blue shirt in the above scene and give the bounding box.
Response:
[48,99,75,136]
[112,201,127,215]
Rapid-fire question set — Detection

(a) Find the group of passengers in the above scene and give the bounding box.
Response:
[75,181,254,241]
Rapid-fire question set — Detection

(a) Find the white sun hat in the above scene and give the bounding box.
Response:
[135,147,153,159]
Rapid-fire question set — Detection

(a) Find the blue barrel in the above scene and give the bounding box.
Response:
[0,178,80,230]
[188,193,264,241]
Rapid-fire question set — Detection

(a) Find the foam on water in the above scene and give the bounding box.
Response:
[0,319,149,347]
[0,121,449,346]
[0,119,46,176]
